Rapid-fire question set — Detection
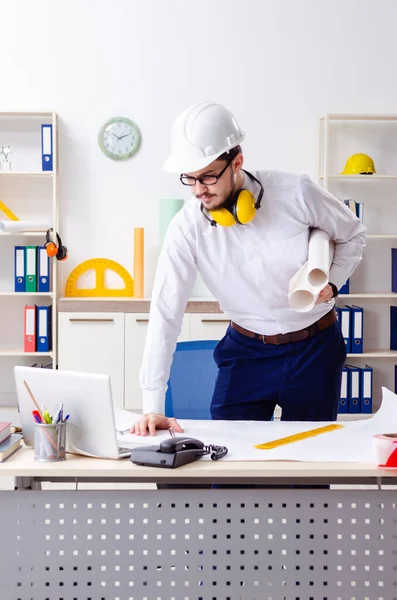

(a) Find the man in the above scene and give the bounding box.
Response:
[131,101,366,436]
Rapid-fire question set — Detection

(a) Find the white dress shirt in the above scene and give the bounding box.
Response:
[139,170,367,415]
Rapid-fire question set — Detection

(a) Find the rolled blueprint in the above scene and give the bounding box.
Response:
[307,228,334,287]
[159,199,184,245]
[0,220,51,233]
[288,228,334,312]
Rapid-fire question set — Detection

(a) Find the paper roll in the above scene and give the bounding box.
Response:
[373,433,397,468]
[307,228,334,287]
[133,227,144,298]
[159,199,184,245]
[0,220,51,232]
[288,228,334,312]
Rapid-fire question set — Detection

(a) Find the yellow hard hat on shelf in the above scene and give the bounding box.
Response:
[341,153,376,175]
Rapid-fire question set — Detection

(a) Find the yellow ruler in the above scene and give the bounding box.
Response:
[254,423,344,450]
[65,258,134,297]
[0,200,19,221]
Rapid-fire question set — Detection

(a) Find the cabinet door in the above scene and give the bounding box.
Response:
[58,313,125,408]
[124,313,190,410]
[190,313,229,341]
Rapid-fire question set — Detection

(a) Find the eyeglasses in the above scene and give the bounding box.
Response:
[180,159,232,186]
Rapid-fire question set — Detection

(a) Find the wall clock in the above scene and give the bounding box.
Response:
[98,116,141,160]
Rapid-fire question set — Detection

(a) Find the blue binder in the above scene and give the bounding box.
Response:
[41,124,53,171]
[360,364,373,414]
[356,202,364,222]
[350,305,364,354]
[37,246,50,292]
[392,248,397,293]
[339,279,350,295]
[338,366,349,414]
[36,305,52,352]
[390,306,397,350]
[14,246,25,292]
[346,364,360,413]
[337,306,351,353]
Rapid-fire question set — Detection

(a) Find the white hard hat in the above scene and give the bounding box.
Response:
[163,102,246,173]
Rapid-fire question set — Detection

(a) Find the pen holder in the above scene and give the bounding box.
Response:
[34,422,67,462]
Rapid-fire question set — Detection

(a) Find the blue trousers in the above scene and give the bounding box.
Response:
[211,319,346,422]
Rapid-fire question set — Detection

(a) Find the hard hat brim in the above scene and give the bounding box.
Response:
[163,152,226,174]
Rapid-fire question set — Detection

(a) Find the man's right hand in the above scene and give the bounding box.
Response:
[130,413,184,437]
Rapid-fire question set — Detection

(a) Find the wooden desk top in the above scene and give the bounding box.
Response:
[1,447,395,483]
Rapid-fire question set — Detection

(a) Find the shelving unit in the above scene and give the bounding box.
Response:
[0,111,58,406]
[319,113,397,413]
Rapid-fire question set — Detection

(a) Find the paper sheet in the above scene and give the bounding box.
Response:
[288,228,334,312]
[115,388,397,463]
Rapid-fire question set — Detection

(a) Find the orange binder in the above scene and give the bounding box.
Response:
[24,305,36,352]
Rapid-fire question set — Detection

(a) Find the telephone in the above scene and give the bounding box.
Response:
[130,436,228,468]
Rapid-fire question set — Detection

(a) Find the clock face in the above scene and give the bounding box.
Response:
[98,117,141,160]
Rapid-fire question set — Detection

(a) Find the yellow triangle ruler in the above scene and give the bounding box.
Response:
[0,200,19,221]
[254,423,344,450]
[65,258,134,297]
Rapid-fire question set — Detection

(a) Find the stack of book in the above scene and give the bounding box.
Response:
[0,422,23,462]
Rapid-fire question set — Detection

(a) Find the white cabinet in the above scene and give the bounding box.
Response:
[124,313,190,410]
[58,312,125,408]
[58,309,226,411]
[190,314,229,341]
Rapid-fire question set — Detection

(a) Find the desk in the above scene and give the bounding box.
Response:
[2,447,397,600]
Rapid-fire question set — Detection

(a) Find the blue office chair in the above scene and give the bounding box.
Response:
[165,340,219,420]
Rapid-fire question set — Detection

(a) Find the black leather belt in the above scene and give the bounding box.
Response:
[231,309,337,345]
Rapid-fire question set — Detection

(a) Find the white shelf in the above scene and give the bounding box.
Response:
[321,114,397,121]
[0,231,47,237]
[0,292,53,297]
[339,293,397,298]
[321,174,397,180]
[0,350,53,357]
[0,171,53,177]
[367,234,397,239]
[346,350,397,358]
[0,110,55,117]
[337,413,373,421]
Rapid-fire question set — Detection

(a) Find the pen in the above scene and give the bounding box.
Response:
[32,410,42,423]
[52,405,63,425]
[63,415,70,423]
[168,427,175,437]
[32,409,43,423]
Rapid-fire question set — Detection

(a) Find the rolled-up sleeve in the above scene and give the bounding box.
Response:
[299,175,367,289]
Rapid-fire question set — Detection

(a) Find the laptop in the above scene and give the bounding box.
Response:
[14,366,132,459]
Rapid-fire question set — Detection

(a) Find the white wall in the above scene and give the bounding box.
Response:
[2,0,397,295]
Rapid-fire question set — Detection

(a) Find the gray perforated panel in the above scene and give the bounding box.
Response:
[1,489,396,600]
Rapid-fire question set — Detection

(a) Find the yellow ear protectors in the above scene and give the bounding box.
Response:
[45,229,68,261]
[200,170,264,227]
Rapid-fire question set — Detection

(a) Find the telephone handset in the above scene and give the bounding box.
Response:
[159,437,205,454]
[130,436,228,469]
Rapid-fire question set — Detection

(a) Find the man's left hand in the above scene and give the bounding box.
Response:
[316,284,334,304]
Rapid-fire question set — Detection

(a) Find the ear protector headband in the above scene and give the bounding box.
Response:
[45,229,68,261]
[200,170,264,227]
